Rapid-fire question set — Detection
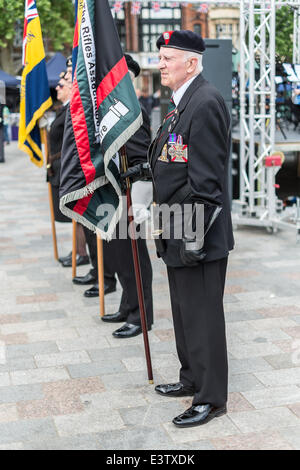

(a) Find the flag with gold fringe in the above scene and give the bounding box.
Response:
[18,0,52,167]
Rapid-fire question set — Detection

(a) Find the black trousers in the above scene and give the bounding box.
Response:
[167,257,228,408]
[83,226,116,286]
[104,237,153,327]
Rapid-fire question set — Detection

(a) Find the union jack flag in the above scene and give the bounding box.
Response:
[113,1,123,13]
[131,1,141,15]
[198,3,209,13]
[152,2,160,12]
[22,0,39,65]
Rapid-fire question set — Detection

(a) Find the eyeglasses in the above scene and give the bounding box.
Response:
[57,83,65,89]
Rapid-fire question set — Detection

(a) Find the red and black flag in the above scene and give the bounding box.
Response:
[59,0,142,239]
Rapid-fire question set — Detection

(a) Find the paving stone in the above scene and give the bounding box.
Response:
[27,328,78,343]
[211,431,293,450]
[229,407,300,433]
[54,410,125,436]
[279,426,300,450]
[11,367,69,385]
[227,392,255,413]
[34,351,91,368]
[94,426,173,450]
[0,373,10,387]
[122,354,179,372]
[264,353,298,370]
[0,442,25,450]
[0,356,36,373]
[6,341,59,359]
[68,359,126,378]
[23,435,103,450]
[56,336,111,352]
[229,357,273,375]
[242,385,300,409]
[0,403,18,423]
[254,368,300,387]
[87,345,142,362]
[0,384,44,404]
[0,418,58,444]
[228,342,282,359]
[80,390,148,411]
[228,373,265,393]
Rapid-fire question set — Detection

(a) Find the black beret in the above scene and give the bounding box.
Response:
[125,54,140,77]
[157,30,206,55]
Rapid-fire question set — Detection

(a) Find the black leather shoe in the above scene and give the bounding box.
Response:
[58,252,72,264]
[173,404,227,428]
[84,282,117,297]
[84,284,99,298]
[62,255,90,267]
[112,323,151,338]
[73,271,97,285]
[104,282,117,295]
[101,311,128,323]
[155,382,195,397]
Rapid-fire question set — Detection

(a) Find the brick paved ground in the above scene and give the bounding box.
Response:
[0,142,300,450]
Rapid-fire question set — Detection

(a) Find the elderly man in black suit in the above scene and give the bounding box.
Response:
[146,30,234,427]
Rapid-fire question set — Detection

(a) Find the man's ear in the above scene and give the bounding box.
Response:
[186,58,198,74]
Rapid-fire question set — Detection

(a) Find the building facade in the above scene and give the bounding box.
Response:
[111,1,239,94]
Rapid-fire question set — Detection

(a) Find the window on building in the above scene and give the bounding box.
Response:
[194,24,202,36]
[111,7,126,50]
[139,2,181,53]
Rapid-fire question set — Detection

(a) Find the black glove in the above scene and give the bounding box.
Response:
[180,238,206,267]
[120,162,151,184]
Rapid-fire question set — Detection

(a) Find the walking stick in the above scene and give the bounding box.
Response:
[97,234,105,317]
[72,220,77,279]
[120,146,154,384]
[41,127,58,261]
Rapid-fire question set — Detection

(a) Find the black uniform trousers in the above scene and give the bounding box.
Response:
[83,226,116,286]
[167,257,228,408]
[104,236,153,327]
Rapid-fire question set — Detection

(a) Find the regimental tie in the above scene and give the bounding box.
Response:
[158,97,177,143]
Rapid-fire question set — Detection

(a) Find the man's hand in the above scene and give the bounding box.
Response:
[120,162,152,184]
[180,238,206,267]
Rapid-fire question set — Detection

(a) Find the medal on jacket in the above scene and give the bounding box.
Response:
[168,135,188,163]
[158,144,169,162]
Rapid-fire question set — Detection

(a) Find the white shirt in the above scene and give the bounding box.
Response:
[172,74,199,107]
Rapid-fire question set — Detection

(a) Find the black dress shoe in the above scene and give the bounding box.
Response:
[101,311,128,323]
[84,284,99,298]
[84,283,117,298]
[155,382,195,397]
[173,404,227,428]
[112,323,151,338]
[62,255,90,267]
[58,252,72,264]
[73,271,97,285]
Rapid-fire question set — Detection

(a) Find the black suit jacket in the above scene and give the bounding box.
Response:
[48,104,68,187]
[149,74,234,267]
[126,106,151,167]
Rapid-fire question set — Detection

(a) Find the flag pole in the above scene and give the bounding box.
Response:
[97,234,105,317]
[41,126,59,261]
[120,146,154,384]
[72,220,77,278]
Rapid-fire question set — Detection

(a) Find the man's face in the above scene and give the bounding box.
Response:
[158,47,189,91]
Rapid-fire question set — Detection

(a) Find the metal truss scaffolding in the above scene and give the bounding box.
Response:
[236,0,300,235]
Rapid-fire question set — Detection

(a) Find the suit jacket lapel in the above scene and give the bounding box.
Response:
[151,74,206,169]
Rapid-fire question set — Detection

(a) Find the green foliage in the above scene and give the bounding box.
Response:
[0,0,74,50]
[275,6,294,63]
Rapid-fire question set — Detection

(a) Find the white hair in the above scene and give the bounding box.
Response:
[184,50,203,74]
[128,70,136,82]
